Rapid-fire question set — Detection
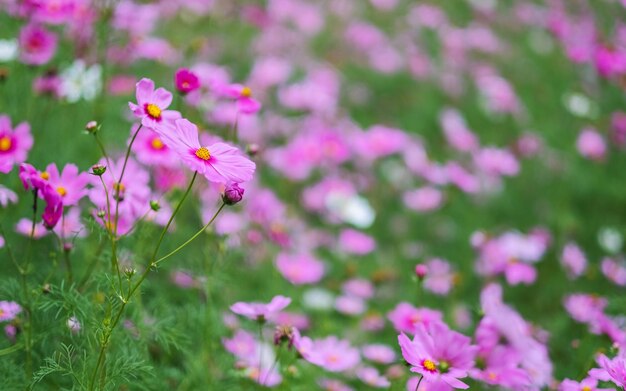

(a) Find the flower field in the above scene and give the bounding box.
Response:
[1,1,626,390]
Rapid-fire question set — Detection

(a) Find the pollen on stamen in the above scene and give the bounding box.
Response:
[57,186,67,197]
[151,137,165,150]
[422,359,437,373]
[241,86,252,98]
[195,147,211,161]
[145,103,162,120]
[40,171,50,180]
[0,136,11,152]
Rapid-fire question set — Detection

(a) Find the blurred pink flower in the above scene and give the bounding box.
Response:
[18,23,57,65]
[230,295,291,323]
[560,242,587,279]
[339,229,376,255]
[305,336,361,372]
[576,128,606,161]
[0,301,22,322]
[388,303,443,334]
[275,253,325,285]
[0,115,33,174]
[423,258,455,295]
[174,68,200,95]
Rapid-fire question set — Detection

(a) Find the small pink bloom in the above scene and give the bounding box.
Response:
[404,186,444,212]
[577,128,606,161]
[305,336,361,372]
[357,366,391,388]
[18,23,57,65]
[335,295,366,316]
[0,116,33,174]
[388,302,443,334]
[276,253,325,285]
[362,344,396,364]
[230,295,291,322]
[174,68,200,95]
[423,258,455,296]
[0,301,21,322]
[560,242,587,279]
[339,229,376,255]
[222,84,262,114]
[0,185,18,207]
[128,78,181,130]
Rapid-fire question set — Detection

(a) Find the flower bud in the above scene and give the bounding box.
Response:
[246,143,260,156]
[414,264,428,280]
[273,325,294,347]
[91,164,106,176]
[85,121,99,133]
[222,183,245,205]
[150,200,161,212]
[96,210,106,219]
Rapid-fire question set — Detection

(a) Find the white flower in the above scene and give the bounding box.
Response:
[60,60,102,102]
[598,227,623,254]
[302,288,335,311]
[563,92,598,119]
[0,39,17,62]
[326,193,375,229]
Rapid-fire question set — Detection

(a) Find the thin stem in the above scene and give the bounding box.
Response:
[0,223,24,274]
[89,171,197,391]
[113,124,142,238]
[263,345,282,386]
[53,232,73,283]
[155,202,225,265]
[257,322,264,383]
[414,375,423,391]
[93,132,112,171]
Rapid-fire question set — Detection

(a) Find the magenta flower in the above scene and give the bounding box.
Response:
[18,23,57,65]
[44,163,89,206]
[0,116,33,174]
[398,321,477,389]
[174,68,200,95]
[41,183,63,229]
[230,295,291,322]
[161,119,255,184]
[222,182,245,205]
[305,336,361,373]
[559,377,610,391]
[128,78,181,130]
[0,301,22,322]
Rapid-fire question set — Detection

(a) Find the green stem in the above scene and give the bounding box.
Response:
[88,171,197,391]
[155,202,225,265]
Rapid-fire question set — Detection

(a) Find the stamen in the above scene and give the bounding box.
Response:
[241,86,252,98]
[422,359,437,372]
[145,103,162,120]
[57,186,67,197]
[151,137,165,150]
[0,136,11,152]
[40,171,49,180]
[195,147,211,160]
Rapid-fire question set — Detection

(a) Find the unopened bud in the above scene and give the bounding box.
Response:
[91,164,106,176]
[414,264,428,280]
[273,325,294,347]
[222,183,244,205]
[150,200,161,212]
[246,143,260,156]
[85,121,99,133]
[96,210,106,218]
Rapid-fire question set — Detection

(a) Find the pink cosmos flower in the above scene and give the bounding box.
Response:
[0,185,18,207]
[342,278,374,299]
[161,119,255,184]
[44,163,89,206]
[362,344,396,364]
[339,229,376,255]
[357,366,391,388]
[305,336,361,372]
[15,218,48,239]
[174,68,200,95]
[403,187,444,212]
[560,242,587,279]
[577,128,606,161]
[440,109,479,152]
[18,23,57,65]
[423,258,456,296]
[601,257,626,286]
[388,303,444,334]
[335,295,366,316]
[275,252,325,285]
[559,377,610,391]
[0,301,22,322]
[54,207,86,240]
[473,147,519,177]
[590,353,626,389]
[128,78,181,130]
[131,124,177,167]
[222,83,262,114]
[398,321,477,389]
[230,295,291,322]
[0,116,33,174]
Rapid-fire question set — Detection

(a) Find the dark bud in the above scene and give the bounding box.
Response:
[222,183,245,205]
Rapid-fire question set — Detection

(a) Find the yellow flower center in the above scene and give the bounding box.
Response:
[422,359,437,372]
[57,186,67,197]
[241,86,252,98]
[146,103,162,119]
[195,147,211,160]
[40,171,49,180]
[582,387,591,391]
[113,182,125,193]
[151,137,164,150]
[0,136,11,152]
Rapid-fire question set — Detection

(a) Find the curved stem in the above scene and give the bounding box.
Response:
[113,124,142,238]
[414,375,423,391]
[89,171,197,391]
[155,202,225,265]
[263,346,282,386]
